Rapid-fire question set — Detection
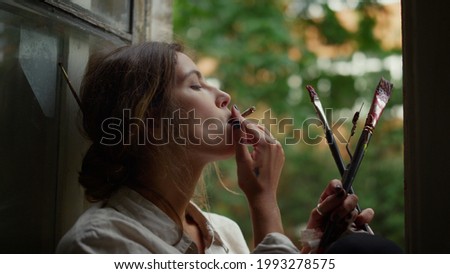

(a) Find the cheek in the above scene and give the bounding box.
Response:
[200,119,227,146]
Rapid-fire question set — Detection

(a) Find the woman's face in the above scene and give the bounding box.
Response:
[171,52,234,162]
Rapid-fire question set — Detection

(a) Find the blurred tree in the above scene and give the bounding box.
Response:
[174,0,404,250]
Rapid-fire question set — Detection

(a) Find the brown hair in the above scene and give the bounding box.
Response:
[78,42,184,202]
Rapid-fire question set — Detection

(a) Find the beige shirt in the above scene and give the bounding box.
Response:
[56,187,299,254]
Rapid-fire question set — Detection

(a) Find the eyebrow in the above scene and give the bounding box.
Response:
[179,69,203,82]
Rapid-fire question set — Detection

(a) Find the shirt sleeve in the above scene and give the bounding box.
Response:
[203,212,251,254]
[56,225,153,254]
[252,232,300,254]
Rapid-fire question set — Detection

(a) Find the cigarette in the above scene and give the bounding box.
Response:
[241,106,256,117]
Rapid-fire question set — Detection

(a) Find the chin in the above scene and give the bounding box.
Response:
[187,129,236,161]
[195,143,235,163]
[212,143,235,160]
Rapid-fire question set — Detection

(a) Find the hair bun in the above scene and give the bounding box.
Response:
[79,143,129,202]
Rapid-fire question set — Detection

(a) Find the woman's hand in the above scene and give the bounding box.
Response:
[301,179,375,253]
[231,106,284,201]
[230,105,285,247]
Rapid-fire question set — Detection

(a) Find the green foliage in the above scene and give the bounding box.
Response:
[310,5,352,45]
[174,0,404,250]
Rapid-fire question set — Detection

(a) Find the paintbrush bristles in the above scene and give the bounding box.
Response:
[365,77,394,129]
[306,85,319,101]
[376,77,393,103]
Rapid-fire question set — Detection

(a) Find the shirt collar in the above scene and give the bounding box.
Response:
[106,187,228,253]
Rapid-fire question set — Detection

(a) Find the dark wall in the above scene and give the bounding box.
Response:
[402,0,450,253]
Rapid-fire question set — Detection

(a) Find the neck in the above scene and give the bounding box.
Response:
[133,158,206,222]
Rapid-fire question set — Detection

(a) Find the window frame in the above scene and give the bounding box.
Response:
[402,0,450,253]
[43,0,133,41]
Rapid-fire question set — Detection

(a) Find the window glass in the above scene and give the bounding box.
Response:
[0,10,59,252]
[19,29,58,117]
[0,6,126,253]
[55,0,132,33]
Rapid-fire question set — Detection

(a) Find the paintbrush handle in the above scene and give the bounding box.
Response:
[326,129,364,215]
[342,129,372,193]
[325,129,346,175]
[318,129,373,252]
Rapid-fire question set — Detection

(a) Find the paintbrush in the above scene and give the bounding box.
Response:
[317,77,393,252]
[306,85,372,233]
[306,85,346,175]
[58,63,83,109]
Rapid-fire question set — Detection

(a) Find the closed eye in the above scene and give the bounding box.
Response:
[190,84,202,91]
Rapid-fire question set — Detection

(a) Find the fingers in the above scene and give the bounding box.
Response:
[311,180,346,221]
[240,121,277,145]
[231,105,284,198]
[329,194,359,221]
[307,181,347,229]
[231,107,253,167]
[230,105,277,146]
[307,179,376,240]
[355,208,375,227]
[315,187,346,217]
[318,179,343,203]
[307,179,366,228]
[231,106,280,170]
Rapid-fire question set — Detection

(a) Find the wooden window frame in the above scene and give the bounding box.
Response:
[402,0,450,253]
[43,0,133,41]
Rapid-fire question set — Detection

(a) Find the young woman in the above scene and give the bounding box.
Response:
[56,42,374,254]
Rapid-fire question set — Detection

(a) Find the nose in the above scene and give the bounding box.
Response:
[215,88,231,109]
